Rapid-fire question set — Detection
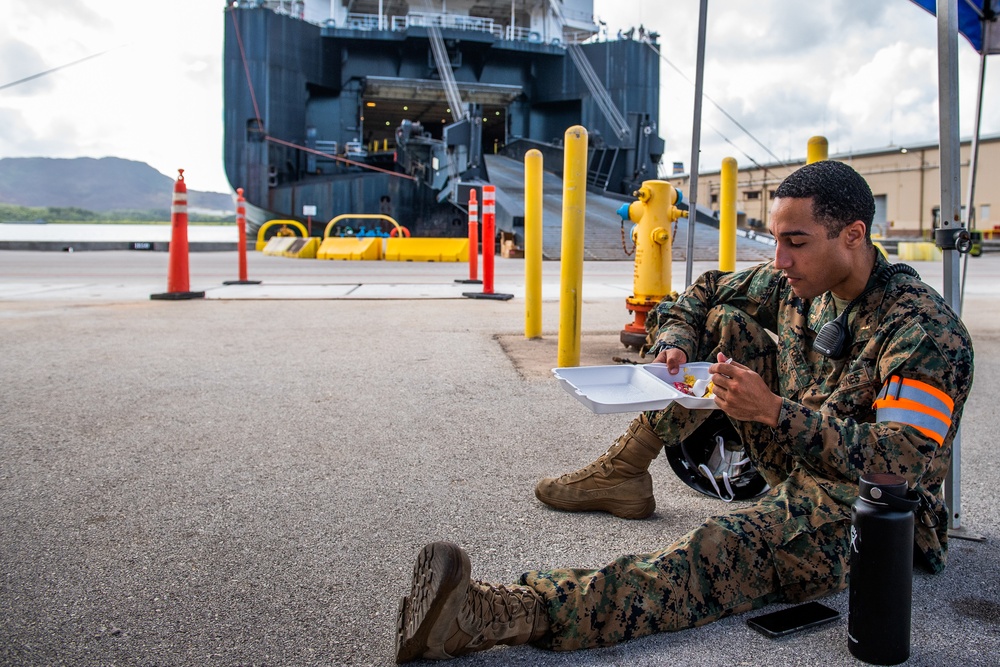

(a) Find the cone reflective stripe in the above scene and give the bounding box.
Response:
[150,169,204,300]
[167,170,191,292]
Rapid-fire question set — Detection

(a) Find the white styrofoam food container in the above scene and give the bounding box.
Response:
[552,362,717,414]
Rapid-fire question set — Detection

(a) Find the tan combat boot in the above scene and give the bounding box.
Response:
[395,541,549,663]
[534,415,663,519]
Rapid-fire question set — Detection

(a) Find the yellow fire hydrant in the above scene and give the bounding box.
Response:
[619,180,688,349]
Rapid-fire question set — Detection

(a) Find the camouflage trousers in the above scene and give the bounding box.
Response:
[519,306,851,651]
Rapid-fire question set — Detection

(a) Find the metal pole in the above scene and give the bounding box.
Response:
[936,0,965,532]
[684,0,709,287]
[964,41,988,233]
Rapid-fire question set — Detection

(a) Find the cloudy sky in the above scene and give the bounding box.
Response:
[1,0,997,194]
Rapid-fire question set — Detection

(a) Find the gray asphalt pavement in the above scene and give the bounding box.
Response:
[1,250,998,666]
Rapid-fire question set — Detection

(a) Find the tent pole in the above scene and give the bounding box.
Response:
[960,35,988,313]
[684,0,708,287]
[964,29,988,237]
[936,0,969,535]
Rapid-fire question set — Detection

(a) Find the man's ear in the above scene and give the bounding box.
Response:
[843,220,867,248]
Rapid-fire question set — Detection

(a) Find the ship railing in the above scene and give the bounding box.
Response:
[345,13,383,31]
[563,29,596,45]
[337,10,564,45]
[255,1,305,19]
[503,25,536,41]
[314,140,339,156]
[392,12,496,35]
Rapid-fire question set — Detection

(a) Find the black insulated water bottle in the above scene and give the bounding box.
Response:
[848,473,920,665]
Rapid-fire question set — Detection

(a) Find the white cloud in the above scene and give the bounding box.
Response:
[2,0,998,197]
[1,0,227,192]
[596,0,1000,175]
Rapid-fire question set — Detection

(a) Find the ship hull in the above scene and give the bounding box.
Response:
[222,5,665,242]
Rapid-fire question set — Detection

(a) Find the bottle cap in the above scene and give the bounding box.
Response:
[859,473,919,511]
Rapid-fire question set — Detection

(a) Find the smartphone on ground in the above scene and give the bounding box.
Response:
[746,601,840,638]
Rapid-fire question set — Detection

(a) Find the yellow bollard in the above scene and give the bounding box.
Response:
[719,157,737,271]
[524,149,543,339]
[807,136,828,164]
[557,126,588,367]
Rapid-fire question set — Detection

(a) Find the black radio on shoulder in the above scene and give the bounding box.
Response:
[812,263,919,359]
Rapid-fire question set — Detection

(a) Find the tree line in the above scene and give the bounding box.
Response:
[0,203,236,224]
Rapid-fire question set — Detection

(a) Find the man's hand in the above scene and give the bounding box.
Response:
[709,352,782,427]
[654,347,687,374]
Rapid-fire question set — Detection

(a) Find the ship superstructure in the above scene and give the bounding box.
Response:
[223,0,665,245]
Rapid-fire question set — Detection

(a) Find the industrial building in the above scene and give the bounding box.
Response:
[667,133,1000,239]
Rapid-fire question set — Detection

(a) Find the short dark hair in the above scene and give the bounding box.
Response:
[773,160,875,242]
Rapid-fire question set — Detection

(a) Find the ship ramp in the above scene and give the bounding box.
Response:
[484,154,775,263]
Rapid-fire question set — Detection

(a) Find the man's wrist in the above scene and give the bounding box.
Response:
[763,395,783,428]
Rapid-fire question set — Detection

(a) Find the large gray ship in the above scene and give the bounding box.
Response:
[223,0,668,256]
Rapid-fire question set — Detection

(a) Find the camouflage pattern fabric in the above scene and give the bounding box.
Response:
[520,254,973,651]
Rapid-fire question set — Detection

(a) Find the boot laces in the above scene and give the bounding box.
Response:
[557,443,618,482]
[460,581,538,644]
[558,458,612,482]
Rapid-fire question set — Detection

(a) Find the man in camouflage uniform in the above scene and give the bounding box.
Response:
[394,160,974,662]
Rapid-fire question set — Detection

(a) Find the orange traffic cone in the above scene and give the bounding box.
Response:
[151,169,205,300]
[223,187,260,285]
[463,184,512,301]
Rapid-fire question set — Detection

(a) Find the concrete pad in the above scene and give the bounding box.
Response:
[0,282,157,301]
[348,282,470,299]
[205,283,360,299]
[1,250,999,666]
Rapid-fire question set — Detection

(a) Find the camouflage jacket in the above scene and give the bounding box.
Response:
[651,253,974,573]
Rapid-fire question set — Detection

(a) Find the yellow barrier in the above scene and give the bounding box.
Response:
[897,241,942,261]
[261,236,299,256]
[324,214,404,238]
[384,238,469,262]
[256,219,310,251]
[317,237,384,260]
[283,237,320,259]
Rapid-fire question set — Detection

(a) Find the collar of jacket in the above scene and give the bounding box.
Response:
[805,250,890,335]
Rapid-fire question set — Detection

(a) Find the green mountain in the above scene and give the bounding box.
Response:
[0,157,233,213]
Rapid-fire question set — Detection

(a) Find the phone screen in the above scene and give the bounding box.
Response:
[746,601,840,638]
